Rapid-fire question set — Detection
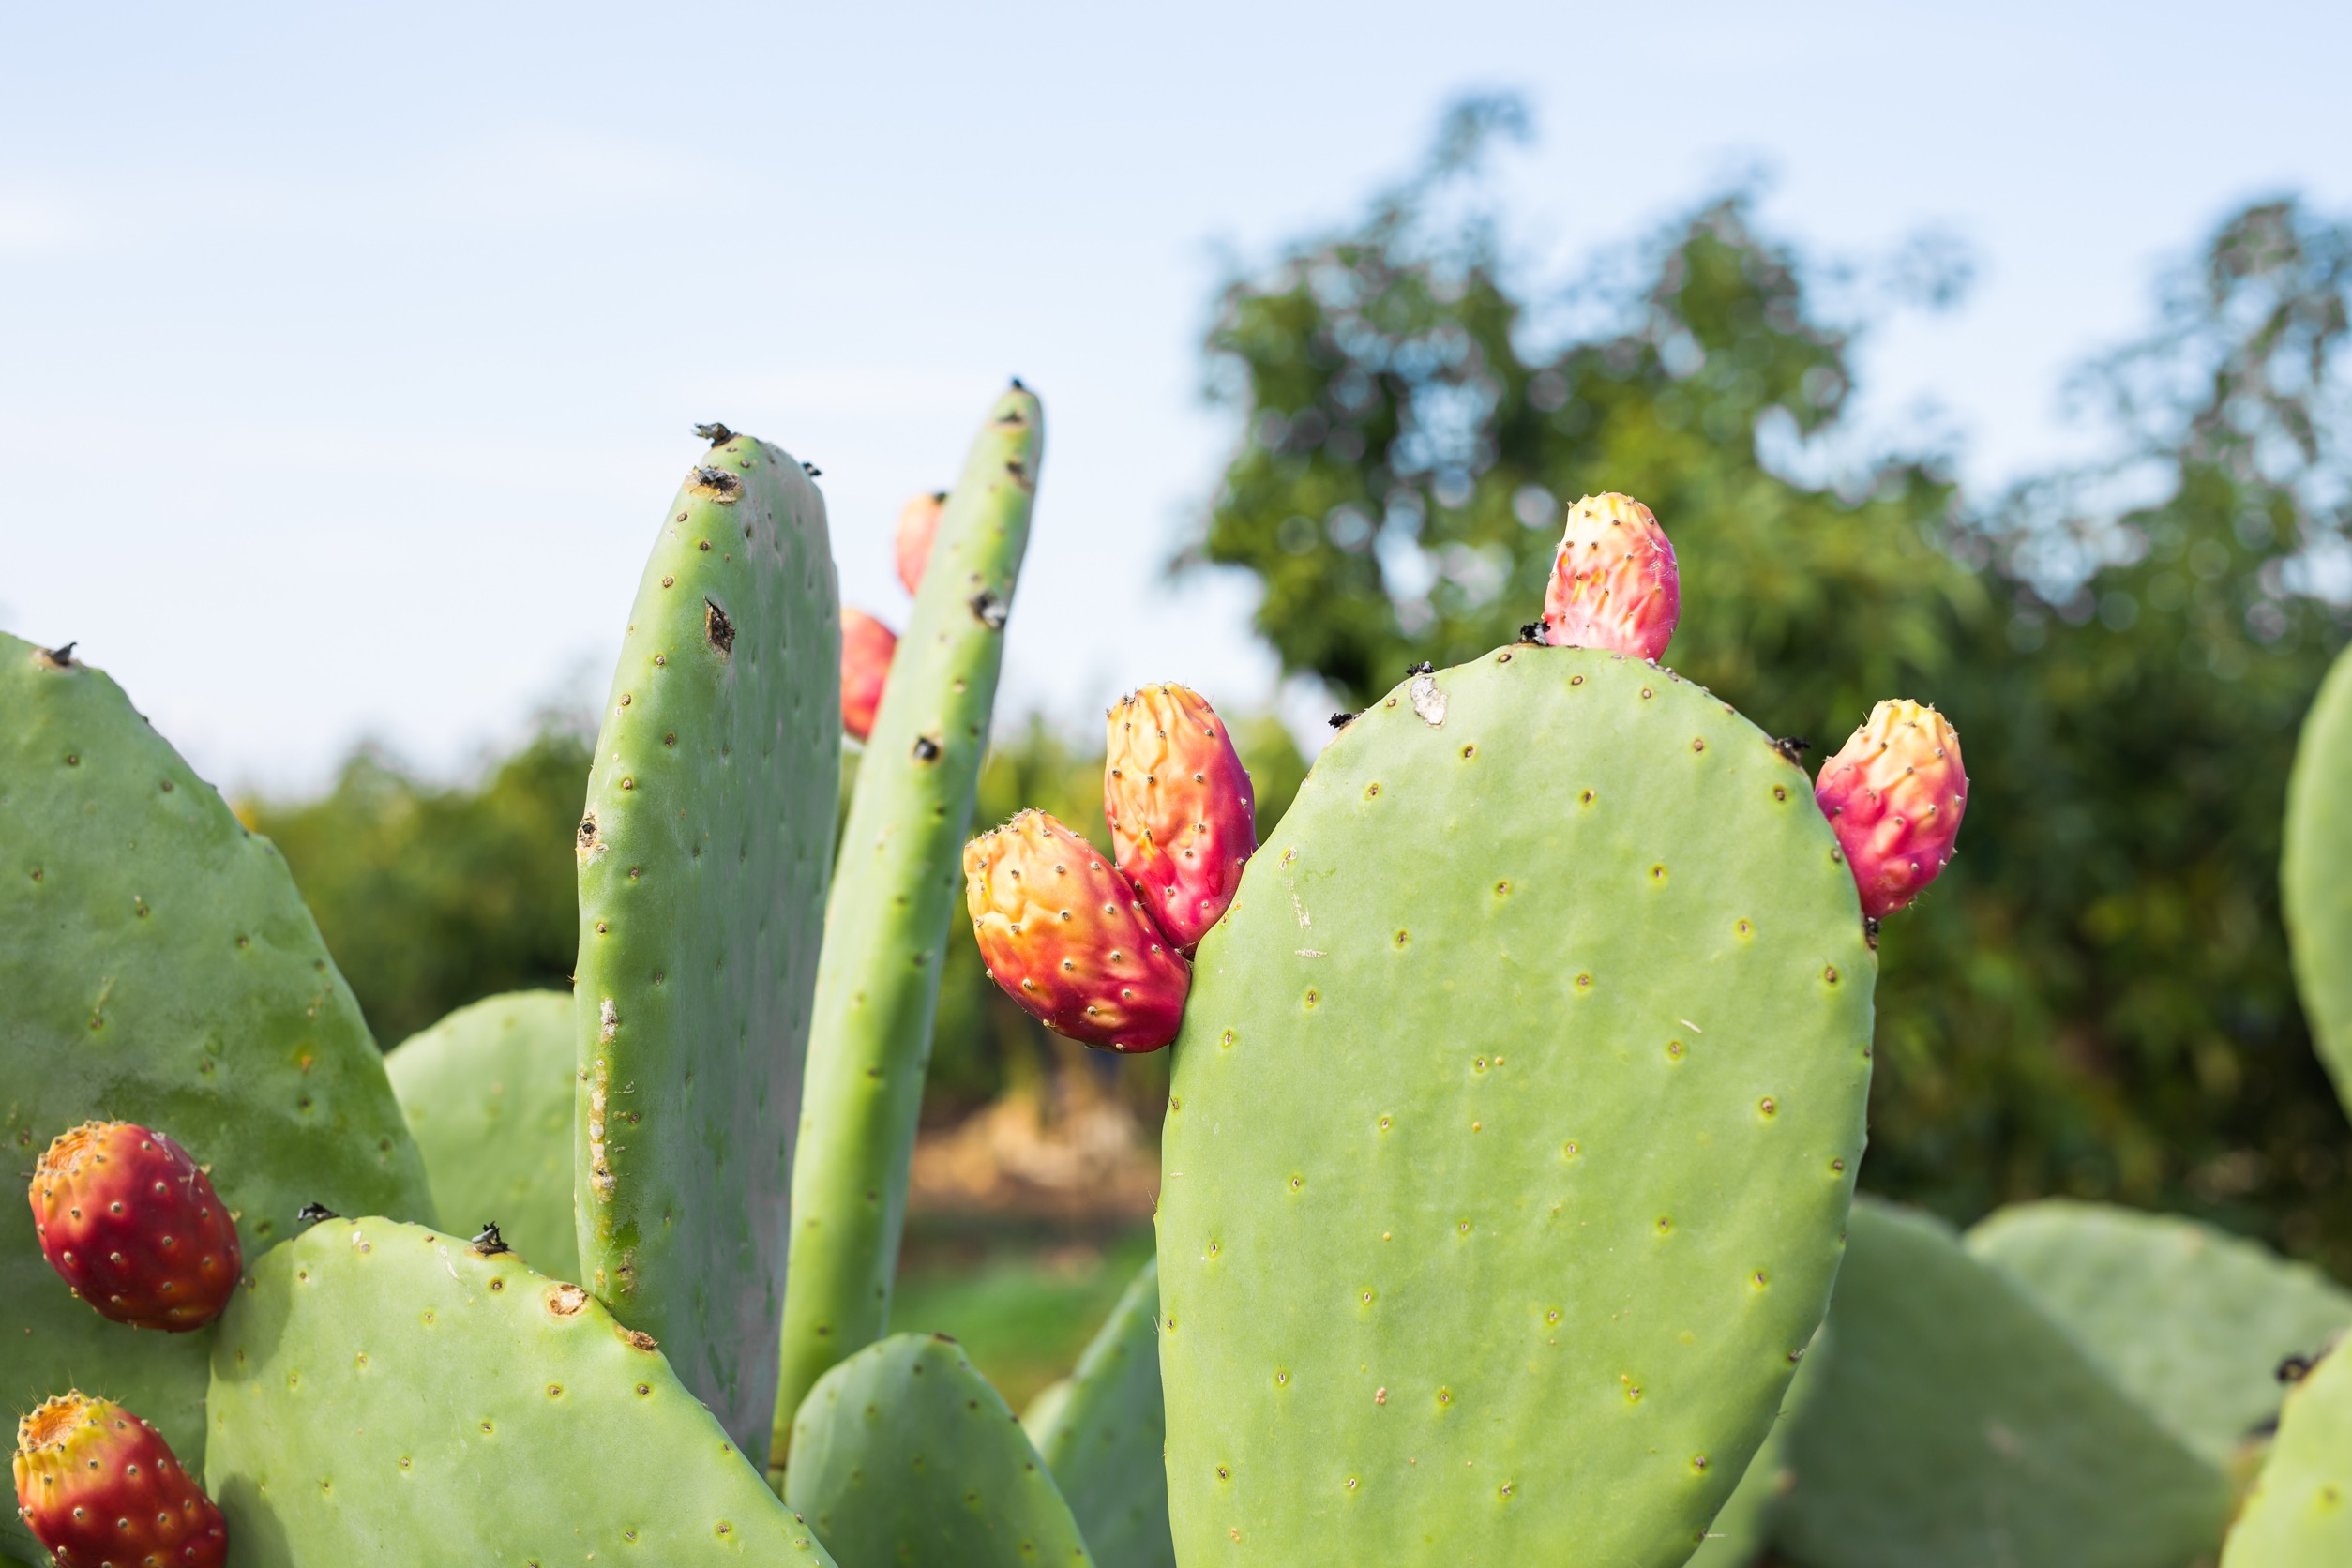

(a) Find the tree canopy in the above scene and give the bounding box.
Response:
[1185,99,2352,1267]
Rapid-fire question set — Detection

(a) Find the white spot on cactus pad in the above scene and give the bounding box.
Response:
[1410,673,1447,726]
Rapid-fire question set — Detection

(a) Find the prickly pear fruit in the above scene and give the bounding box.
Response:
[1541,491,1680,659]
[894,490,947,595]
[13,1392,227,1568]
[841,609,897,742]
[1104,684,1257,954]
[964,809,1189,1051]
[1814,699,1968,918]
[29,1122,239,1333]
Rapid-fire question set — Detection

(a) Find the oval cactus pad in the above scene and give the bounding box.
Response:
[1157,647,1875,1564]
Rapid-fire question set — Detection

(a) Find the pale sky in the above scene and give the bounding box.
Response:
[3,3,2347,793]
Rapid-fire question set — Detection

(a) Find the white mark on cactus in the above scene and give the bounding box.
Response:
[1680,1018,1702,1033]
[1409,672,1447,726]
[599,999,619,1042]
[1295,949,1327,958]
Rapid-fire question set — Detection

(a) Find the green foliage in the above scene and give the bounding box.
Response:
[576,434,840,1467]
[779,387,1041,1467]
[244,725,589,1048]
[1188,99,2352,1267]
[206,1216,837,1566]
[0,635,431,1563]
[1159,649,1872,1564]
[2221,1342,2352,1565]
[1968,1199,2352,1466]
[2284,641,2352,1109]
[1777,1199,2235,1568]
[384,990,579,1280]
[1024,1259,1175,1568]
[786,1334,1093,1568]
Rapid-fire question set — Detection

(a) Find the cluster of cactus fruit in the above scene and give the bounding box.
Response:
[4,381,2346,1568]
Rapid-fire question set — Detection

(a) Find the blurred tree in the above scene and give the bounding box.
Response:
[1186,99,2352,1267]
[243,727,591,1048]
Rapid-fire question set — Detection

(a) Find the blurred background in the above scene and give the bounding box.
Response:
[6,3,2350,1405]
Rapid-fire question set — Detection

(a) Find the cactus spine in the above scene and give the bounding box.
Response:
[775,386,1043,1470]
[573,435,841,1466]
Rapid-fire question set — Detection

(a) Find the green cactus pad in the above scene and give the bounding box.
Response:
[386,991,578,1280]
[1158,647,1874,1564]
[1025,1259,1175,1568]
[787,1333,1093,1567]
[2221,1342,2352,1566]
[576,435,840,1466]
[0,634,430,1560]
[777,386,1042,1460]
[1969,1199,2352,1466]
[1688,1330,1822,1568]
[204,1216,837,1564]
[1776,1199,2234,1568]
[2284,641,2352,1112]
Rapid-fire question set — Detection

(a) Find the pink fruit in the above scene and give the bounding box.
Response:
[14,1392,227,1568]
[894,490,947,596]
[1103,684,1257,954]
[1815,699,1969,919]
[840,609,897,742]
[1540,492,1680,660]
[964,810,1190,1051]
[29,1122,240,1333]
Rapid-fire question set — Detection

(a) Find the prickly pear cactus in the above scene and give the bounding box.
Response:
[1777,1199,2235,1568]
[2221,1342,2352,1566]
[1686,1331,1822,1567]
[385,990,579,1280]
[787,1333,1093,1568]
[778,386,1042,1460]
[1026,1259,1175,1568]
[204,1216,837,1564]
[575,434,840,1465]
[1157,647,1873,1563]
[1969,1199,2352,1466]
[0,634,430,1559]
[2284,641,2352,1110]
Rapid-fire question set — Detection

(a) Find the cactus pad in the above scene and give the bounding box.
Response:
[575,435,840,1465]
[1157,647,1874,1563]
[2220,1342,2352,1566]
[385,991,578,1280]
[1026,1259,1175,1568]
[1969,1199,2352,1466]
[777,386,1041,1457]
[0,633,429,1559]
[204,1216,837,1564]
[787,1333,1093,1567]
[1777,1199,2234,1568]
[2284,641,2352,1112]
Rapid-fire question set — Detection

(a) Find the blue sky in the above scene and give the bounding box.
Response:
[3,2,2347,792]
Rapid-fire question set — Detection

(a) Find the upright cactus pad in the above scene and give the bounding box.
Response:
[1158,647,1875,1563]
[787,1334,1093,1568]
[574,435,840,1466]
[0,634,429,1560]
[385,991,579,1280]
[2220,1343,2352,1566]
[1969,1199,2352,1466]
[1026,1259,1176,1568]
[2284,641,2352,1109]
[1777,1199,2234,1568]
[777,386,1042,1460]
[204,1217,838,1565]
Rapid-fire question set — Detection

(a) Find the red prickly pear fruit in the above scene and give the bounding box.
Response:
[1814,699,1969,919]
[963,809,1190,1052]
[1541,492,1680,660]
[840,609,898,743]
[13,1392,228,1568]
[29,1122,240,1333]
[894,490,947,596]
[1103,684,1258,954]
